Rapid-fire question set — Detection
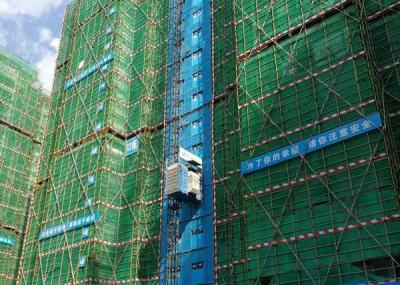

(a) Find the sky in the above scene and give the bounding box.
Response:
[0,0,72,90]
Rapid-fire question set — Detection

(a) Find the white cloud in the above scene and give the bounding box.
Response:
[50,38,60,51]
[0,19,32,60]
[39,27,52,43]
[35,31,60,91]
[0,1,67,91]
[0,0,66,18]
[0,22,8,46]
[36,51,57,91]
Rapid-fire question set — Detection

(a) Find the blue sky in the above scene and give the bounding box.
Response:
[0,0,72,90]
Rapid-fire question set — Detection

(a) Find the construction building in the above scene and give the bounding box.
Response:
[0,47,49,283]
[9,0,400,284]
[213,0,400,284]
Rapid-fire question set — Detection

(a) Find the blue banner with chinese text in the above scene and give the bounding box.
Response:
[39,212,100,241]
[240,113,382,175]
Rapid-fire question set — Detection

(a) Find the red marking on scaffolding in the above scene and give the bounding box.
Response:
[239,51,365,110]
[0,202,23,213]
[216,211,247,225]
[0,119,42,144]
[0,223,22,235]
[214,129,242,147]
[241,100,375,153]
[38,236,160,257]
[53,123,164,157]
[69,276,160,284]
[213,169,240,184]
[244,153,387,200]
[248,213,400,251]
[379,60,400,72]
[216,259,248,270]
[389,111,400,118]
[39,198,162,226]
[211,78,220,284]
[0,273,14,281]
[236,0,353,62]
[367,1,400,22]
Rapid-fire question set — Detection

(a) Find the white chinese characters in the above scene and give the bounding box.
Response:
[240,113,382,175]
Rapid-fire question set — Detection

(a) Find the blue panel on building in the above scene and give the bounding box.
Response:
[0,236,15,246]
[178,215,213,253]
[241,113,382,174]
[160,0,214,283]
[64,52,114,90]
[39,211,100,241]
[126,136,139,156]
[177,248,214,284]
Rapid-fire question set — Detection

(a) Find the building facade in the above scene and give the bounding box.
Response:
[13,0,400,284]
[0,47,49,284]
[213,0,400,284]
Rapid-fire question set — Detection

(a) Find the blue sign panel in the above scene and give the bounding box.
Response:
[0,236,15,246]
[82,228,90,239]
[39,212,100,241]
[64,52,114,90]
[87,175,95,186]
[79,256,87,268]
[126,136,139,156]
[241,113,382,175]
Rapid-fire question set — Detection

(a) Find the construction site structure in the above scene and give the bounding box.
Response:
[161,0,213,283]
[0,46,49,284]
[213,0,400,284]
[18,1,168,284]
[7,0,400,284]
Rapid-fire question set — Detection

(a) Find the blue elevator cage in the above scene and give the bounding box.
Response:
[160,0,214,283]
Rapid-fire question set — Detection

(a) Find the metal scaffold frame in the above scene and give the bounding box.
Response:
[16,0,172,284]
[212,0,400,283]
[164,0,185,282]
[0,47,49,284]
[1,0,399,284]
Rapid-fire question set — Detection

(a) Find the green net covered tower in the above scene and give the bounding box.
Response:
[213,0,400,284]
[0,47,49,284]
[18,1,168,284]
[13,0,400,284]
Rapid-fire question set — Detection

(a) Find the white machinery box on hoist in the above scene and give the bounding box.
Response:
[165,147,202,202]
